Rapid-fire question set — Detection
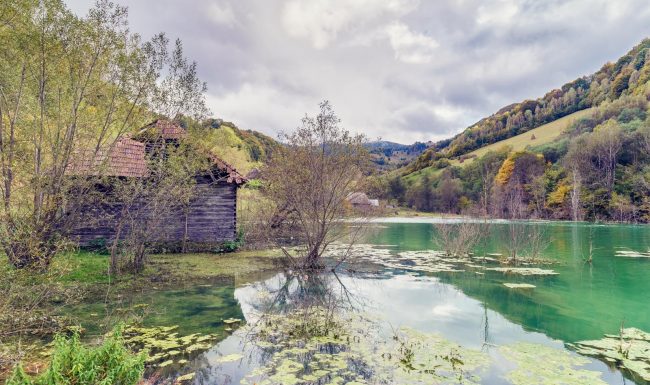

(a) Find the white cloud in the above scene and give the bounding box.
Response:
[431,303,462,318]
[281,0,419,49]
[476,0,519,26]
[386,22,439,64]
[207,2,237,27]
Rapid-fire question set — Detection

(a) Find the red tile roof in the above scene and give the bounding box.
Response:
[136,119,187,140]
[209,153,247,185]
[68,128,247,185]
[68,137,147,177]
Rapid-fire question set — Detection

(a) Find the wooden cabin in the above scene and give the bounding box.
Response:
[67,120,246,249]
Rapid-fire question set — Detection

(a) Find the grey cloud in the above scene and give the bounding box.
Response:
[65,0,650,143]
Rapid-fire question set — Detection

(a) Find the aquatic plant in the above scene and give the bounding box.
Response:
[570,327,650,382]
[241,306,491,385]
[121,323,233,369]
[6,328,145,385]
[485,267,558,276]
[500,343,607,385]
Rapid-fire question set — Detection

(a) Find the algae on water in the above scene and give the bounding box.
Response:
[570,327,650,382]
[500,343,608,385]
[238,306,492,385]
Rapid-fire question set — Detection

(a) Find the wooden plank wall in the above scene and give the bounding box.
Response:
[69,180,238,247]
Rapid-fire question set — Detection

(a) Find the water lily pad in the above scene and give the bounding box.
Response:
[122,324,219,369]
[159,359,174,368]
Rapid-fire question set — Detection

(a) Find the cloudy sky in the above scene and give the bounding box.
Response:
[67,0,650,143]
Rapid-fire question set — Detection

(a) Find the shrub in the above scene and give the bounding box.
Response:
[7,328,145,385]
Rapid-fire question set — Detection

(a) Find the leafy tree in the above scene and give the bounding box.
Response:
[0,0,209,269]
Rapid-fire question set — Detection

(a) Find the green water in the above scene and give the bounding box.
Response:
[60,219,650,384]
[363,220,650,343]
[63,278,245,337]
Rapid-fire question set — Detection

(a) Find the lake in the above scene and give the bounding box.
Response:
[68,219,650,384]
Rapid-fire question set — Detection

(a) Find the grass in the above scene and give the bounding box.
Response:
[403,165,445,184]
[402,108,596,185]
[1,248,283,290]
[449,107,595,168]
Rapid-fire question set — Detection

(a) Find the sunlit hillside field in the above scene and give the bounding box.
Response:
[403,108,595,184]
[449,107,595,168]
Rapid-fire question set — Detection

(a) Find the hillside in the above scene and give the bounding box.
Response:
[404,38,650,176]
[366,140,430,170]
[447,108,595,168]
[187,118,280,175]
[369,38,650,223]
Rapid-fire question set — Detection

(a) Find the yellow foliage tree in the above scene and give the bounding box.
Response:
[547,183,570,206]
[495,157,515,185]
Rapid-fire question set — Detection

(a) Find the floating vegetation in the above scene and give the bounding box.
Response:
[503,283,536,289]
[236,305,621,385]
[500,343,608,385]
[175,372,195,383]
[486,267,558,276]
[121,323,226,378]
[570,327,650,382]
[324,243,558,278]
[216,353,244,363]
[384,328,490,384]
[240,306,490,385]
[615,249,650,258]
[325,244,481,274]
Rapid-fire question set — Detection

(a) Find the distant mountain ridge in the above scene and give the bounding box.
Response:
[365,140,431,170]
[404,38,650,175]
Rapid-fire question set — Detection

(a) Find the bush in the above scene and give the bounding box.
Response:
[7,328,145,385]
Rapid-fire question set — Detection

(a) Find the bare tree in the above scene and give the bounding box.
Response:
[433,221,482,257]
[263,101,369,270]
[592,120,622,196]
[524,224,550,261]
[569,166,583,221]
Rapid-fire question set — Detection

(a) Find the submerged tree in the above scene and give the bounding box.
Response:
[264,101,369,270]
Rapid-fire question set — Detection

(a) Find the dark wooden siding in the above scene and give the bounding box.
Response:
[69,179,238,248]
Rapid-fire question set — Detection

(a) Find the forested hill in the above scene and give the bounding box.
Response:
[405,38,650,174]
[367,38,650,223]
[181,117,280,175]
[365,141,431,170]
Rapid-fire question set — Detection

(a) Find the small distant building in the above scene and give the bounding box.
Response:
[347,192,379,210]
[66,119,246,249]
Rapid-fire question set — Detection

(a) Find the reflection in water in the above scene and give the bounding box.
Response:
[59,221,650,384]
[198,270,627,385]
